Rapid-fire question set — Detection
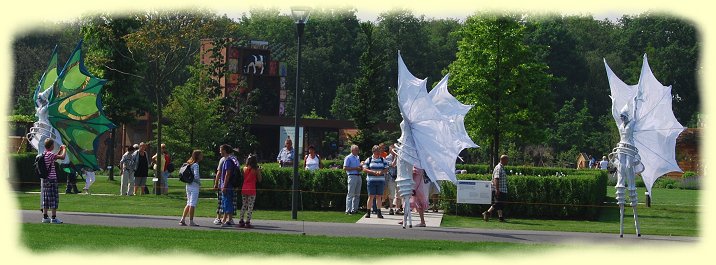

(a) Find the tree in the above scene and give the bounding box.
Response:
[346,22,392,152]
[163,63,226,161]
[448,13,554,167]
[123,10,217,179]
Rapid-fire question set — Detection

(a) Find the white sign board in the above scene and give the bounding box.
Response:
[457,180,492,204]
[279,126,304,157]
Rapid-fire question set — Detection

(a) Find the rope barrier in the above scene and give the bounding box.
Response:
[10,180,700,209]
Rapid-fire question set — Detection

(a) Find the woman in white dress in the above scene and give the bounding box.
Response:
[304,145,321,171]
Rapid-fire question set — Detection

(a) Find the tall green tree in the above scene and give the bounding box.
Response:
[163,63,225,160]
[123,10,217,179]
[448,13,554,167]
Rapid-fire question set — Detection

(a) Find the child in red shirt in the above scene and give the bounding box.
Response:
[238,155,262,228]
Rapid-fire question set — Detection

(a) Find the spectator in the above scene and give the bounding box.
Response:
[277,138,294,168]
[133,143,150,195]
[343,145,362,215]
[218,144,240,227]
[363,145,388,219]
[409,166,429,227]
[152,144,171,195]
[383,144,398,215]
[81,168,95,195]
[588,155,596,169]
[483,155,509,222]
[179,150,203,227]
[238,155,262,228]
[64,164,80,194]
[40,138,66,224]
[303,145,321,171]
[599,155,609,170]
[120,145,136,196]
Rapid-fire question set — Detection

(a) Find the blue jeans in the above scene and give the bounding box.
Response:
[161,171,169,192]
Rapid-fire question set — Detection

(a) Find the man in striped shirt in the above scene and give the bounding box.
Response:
[41,138,66,224]
[483,155,509,222]
[362,145,388,219]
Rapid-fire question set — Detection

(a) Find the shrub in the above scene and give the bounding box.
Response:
[440,169,607,220]
[11,152,69,190]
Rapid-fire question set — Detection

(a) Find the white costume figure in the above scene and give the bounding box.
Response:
[604,54,685,237]
[28,81,69,164]
[395,52,478,228]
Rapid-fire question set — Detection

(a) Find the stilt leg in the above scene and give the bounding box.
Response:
[619,204,625,238]
[629,189,641,237]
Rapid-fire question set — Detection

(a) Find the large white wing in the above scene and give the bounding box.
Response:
[633,55,685,194]
[397,52,477,185]
[604,55,685,194]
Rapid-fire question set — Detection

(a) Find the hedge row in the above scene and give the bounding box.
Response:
[11,153,70,189]
[10,153,607,219]
[440,169,607,220]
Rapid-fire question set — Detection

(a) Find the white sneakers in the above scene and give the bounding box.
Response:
[41,218,50,223]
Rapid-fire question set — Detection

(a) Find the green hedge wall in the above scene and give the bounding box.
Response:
[440,170,608,220]
[10,153,607,219]
[11,152,69,190]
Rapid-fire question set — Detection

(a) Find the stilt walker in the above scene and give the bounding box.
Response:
[604,54,685,237]
[394,52,478,228]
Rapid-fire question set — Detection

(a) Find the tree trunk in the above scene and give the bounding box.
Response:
[155,87,163,194]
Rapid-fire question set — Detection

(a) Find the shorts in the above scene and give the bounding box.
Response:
[186,183,200,207]
[366,180,385,195]
[491,191,508,210]
[222,188,235,214]
[41,179,59,209]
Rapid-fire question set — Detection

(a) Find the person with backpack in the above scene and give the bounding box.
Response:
[39,138,66,224]
[179,150,203,226]
[218,144,240,227]
[238,155,262,228]
[363,145,388,219]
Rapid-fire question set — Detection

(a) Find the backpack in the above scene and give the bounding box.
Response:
[34,154,49,179]
[228,156,243,187]
[167,162,176,173]
[179,163,194,183]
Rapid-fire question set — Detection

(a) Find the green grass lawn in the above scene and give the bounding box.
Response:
[14,175,699,236]
[21,223,552,257]
[442,186,699,236]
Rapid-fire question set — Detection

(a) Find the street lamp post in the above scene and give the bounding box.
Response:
[291,6,310,220]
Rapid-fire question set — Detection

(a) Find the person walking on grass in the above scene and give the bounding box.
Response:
[238,155,262,228]
[40,138,66,224]
[180,150,203,227]
[81,168,95,195]
[119,145,136,196]
[363,145,388,219]
[483,155,509,222]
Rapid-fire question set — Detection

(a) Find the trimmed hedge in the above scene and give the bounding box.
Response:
[441,170,608,220]
[11,152,69,190]
[10,152,607,219]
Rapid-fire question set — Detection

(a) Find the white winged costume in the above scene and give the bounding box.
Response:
[394,52,478,228]
[604,54,685,237]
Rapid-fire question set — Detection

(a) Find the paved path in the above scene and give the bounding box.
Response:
[356,209,443,227]
[19,210,696,245]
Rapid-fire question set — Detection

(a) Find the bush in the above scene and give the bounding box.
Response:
[11,152,69,190]
[440,169,607,220]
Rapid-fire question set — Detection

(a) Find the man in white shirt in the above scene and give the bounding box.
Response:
[599,156,609,170]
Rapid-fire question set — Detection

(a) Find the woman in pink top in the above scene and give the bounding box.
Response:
[238,155,262,228]
[410,166,429,227]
